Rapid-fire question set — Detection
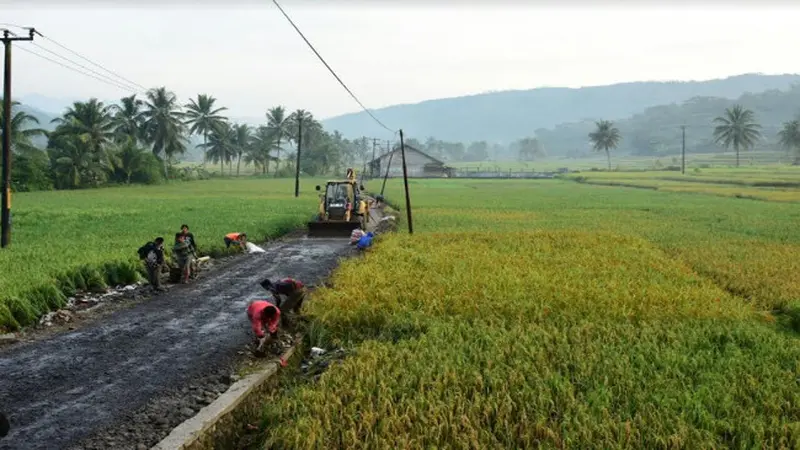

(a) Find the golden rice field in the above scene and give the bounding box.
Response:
[0,178,321,331]
[566,167,800,203]
[258,177,800,449]
[449,150,792,172]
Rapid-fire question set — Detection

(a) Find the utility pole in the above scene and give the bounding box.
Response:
[294,116,302,197]
[380,143,395,197]
[681,125,686,175]
[371,138,379,178]
[1,28,35,248]
[399,129,413,234]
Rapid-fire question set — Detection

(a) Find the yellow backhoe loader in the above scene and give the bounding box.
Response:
[307,168,369,238]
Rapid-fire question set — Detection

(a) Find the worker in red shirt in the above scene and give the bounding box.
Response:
[261,278,306,314]
[246,299,280,351]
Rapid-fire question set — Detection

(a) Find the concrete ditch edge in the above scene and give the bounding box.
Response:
[151,345,297,450]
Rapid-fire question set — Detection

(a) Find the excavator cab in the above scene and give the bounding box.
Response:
[307,168,368,237]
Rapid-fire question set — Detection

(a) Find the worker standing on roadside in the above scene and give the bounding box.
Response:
[224,232,248,251]
[179,224,199,278]
[247,298,280,352]
[172,234,193,284]
[179,224,198,254]
[261,278,307,314]
[138,237,166,292]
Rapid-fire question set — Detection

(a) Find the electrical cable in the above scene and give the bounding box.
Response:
[29,42,143,93]
[15,45,141,94]
[270,0,397,134]
[1,23,148,93]
[33,29,149,91]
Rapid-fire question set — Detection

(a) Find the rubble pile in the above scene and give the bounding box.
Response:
[300,346,348,382]
[37,283,144,328]
[374,215,398,234]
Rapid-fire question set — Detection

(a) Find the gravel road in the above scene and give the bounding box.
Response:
[0,237,353,450]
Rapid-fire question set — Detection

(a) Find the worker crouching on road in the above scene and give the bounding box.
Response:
[172,234,193,284]
[350,227,364,245]
[261,278,306,315]
[138,237,166,292]
[247,298,280,352]
[224,232,247,251]
[357,231,374,250]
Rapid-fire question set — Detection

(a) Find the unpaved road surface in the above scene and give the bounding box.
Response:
[0,237,353,450]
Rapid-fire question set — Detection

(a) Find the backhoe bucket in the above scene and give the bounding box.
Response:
[307,220,361,238]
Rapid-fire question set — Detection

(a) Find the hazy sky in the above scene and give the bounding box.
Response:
[4,4,800,121]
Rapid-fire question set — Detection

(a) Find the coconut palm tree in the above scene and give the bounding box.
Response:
[49,135,109,189]
[0,101,47,154]
[201,122,235,175]
[141,87,188,178]
[50,98,116,157]
[231,123,252,176]
[114,137,151,183]
[588,120,621,170]
[248,125,279,175]
[183,94,228,164]
[110,95,145,144]
[286,109,317,176]
[266,106,291,175]
[712,104,762,168]
[777,119,800,165]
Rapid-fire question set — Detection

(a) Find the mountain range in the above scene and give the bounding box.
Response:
[321,73,800,143]
[13,73,800,156]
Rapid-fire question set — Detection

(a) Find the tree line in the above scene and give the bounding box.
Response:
[587,104,800,170]
[2,88,416,192]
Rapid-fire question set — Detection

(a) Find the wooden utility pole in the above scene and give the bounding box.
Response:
[371,138,379,178]
[294,116,302,197]
[1,28,35,248]
[399,129,413,234]
[380,143,395,196]
[681,125,686,175]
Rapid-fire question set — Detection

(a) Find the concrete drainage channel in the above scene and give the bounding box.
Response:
[151,345,298,450]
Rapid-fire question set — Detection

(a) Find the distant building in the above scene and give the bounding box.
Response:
[368,145,454,178]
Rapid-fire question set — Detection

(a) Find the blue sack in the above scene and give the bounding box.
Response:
[357,232,374,249]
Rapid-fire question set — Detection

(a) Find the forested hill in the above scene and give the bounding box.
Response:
[536,84,800,157]
[321,73,800,142]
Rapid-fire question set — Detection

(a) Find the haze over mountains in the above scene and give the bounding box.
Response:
[320,73,800,142]
[16,73,800,158]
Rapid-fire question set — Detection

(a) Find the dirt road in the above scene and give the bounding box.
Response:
[0,237,354,450]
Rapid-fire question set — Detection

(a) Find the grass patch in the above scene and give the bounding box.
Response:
[0,178,324,331]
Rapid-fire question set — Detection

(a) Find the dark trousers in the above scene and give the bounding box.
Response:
[146,264,162,289]
[277,289,306,314]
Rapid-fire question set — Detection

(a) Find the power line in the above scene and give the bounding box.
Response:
[34,31,149,92]
[15,45,141,94]
[1,23,148,92]
[29,42,142,93]
[271,0,397,134]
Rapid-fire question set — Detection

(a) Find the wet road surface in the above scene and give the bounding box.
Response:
[0,237,352,450]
